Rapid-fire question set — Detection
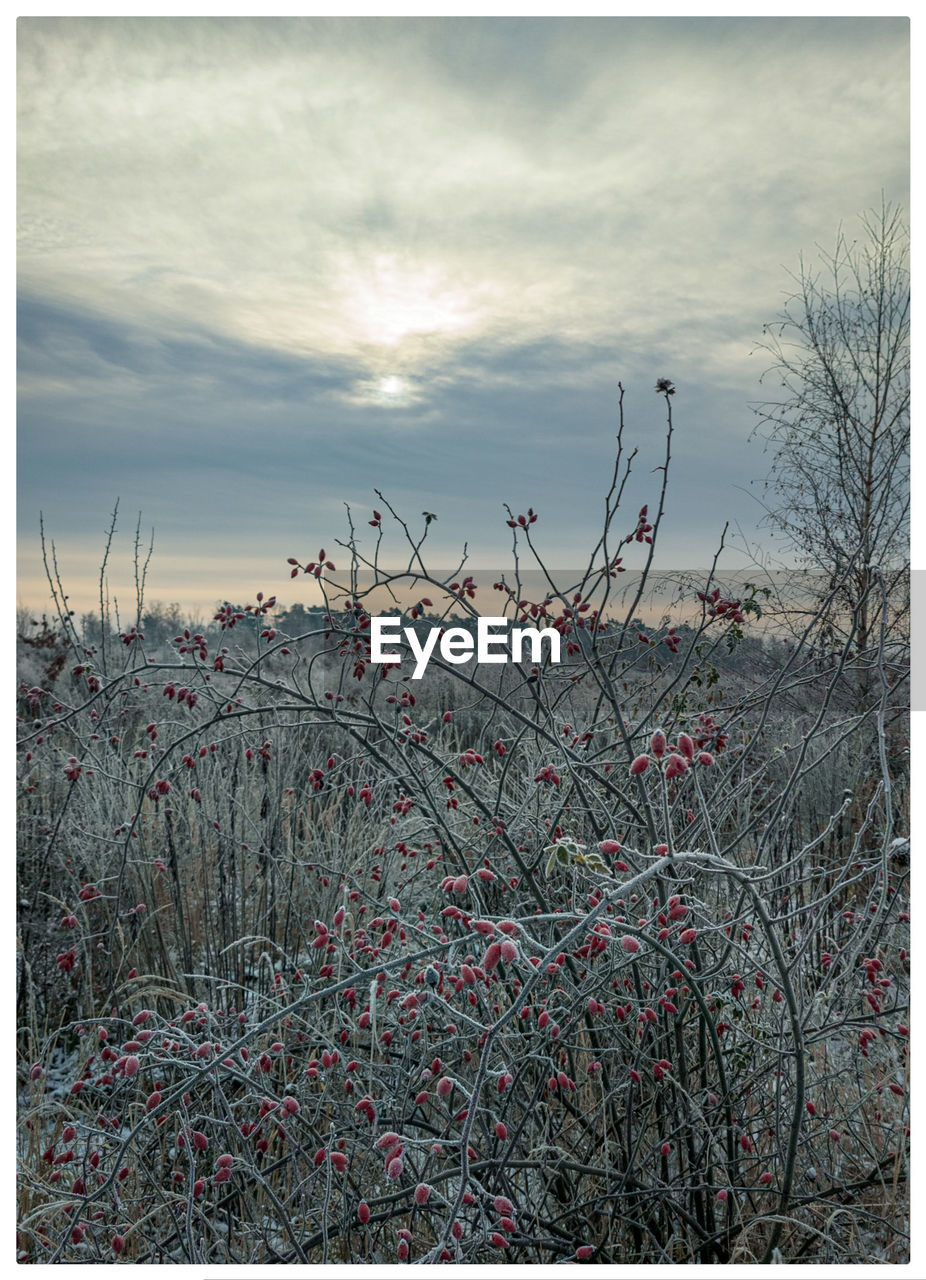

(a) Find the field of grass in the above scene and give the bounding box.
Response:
[17,417,909,1265]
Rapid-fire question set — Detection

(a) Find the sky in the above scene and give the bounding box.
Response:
[16,15,910,620]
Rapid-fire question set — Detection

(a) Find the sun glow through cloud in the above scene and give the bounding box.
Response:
[337,256,481,351]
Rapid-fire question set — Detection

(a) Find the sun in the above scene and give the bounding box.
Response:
[347,372,417,408]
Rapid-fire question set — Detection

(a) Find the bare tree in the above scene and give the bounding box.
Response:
[752,200,909,694]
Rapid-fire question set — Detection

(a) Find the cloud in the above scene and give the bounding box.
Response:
[19,18,907,365]
[17,288,785,615]
[17,17,908,611]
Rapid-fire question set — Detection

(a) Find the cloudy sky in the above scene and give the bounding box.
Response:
[17,16,909,619]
